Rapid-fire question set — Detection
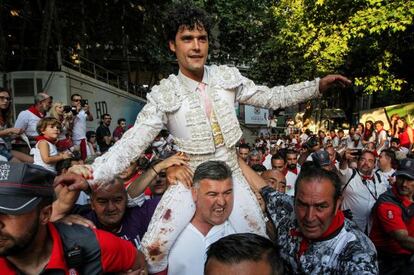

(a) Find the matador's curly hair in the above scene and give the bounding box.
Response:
[164,2,212,42]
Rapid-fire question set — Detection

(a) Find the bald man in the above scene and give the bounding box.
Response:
[261,169,286,193]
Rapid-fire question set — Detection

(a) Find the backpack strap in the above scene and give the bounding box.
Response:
[342,168,357,193]
[54,223,103,273]
[374,169,382,184]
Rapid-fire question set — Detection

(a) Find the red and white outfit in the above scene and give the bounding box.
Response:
[285,167,300,196]
[339,167,388,233]
[0,223,138,274]
[261,186,378,274]
[72,109,88,160]
[370,187,414,255]
[14,106,45,139]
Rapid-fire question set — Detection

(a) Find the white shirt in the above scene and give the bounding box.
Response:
[331,136,339,148]
[376,130,388,153]
[72,110,87,141]
[262,153,272,170]
[340,167,388,233]
[33,140,58,172]
[300,133,309,145]
[14,110,41,137]
[168,221,236,275]
[285,168,300,196]
[376,168,395,189]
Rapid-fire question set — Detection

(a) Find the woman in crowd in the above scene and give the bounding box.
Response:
[0,87,33,162]
[49,102,74,151]
[396,117,413,150]
[86,130,100,157]
[362,120,376,146]
[389,114,400,138]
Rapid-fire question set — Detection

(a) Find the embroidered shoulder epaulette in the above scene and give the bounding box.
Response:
[209,65,243,89]
[148,74,183,112]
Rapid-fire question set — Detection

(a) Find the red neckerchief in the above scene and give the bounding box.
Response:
[289,168,298,175]
[144,153,153,160]
[36,135,57,144]
[28,105,45,118]
[361,174,374,181]
[283,168,288,176]
[293,211,345,258]
[377,128,384,134]
[364,129,372,140]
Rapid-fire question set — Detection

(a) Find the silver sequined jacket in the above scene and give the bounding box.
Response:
[91,65,320,183]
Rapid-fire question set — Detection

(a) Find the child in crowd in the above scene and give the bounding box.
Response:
[33,117,72,172]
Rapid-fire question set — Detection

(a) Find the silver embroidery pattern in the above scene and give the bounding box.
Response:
[91,65,319,185]
[91,94,165,184]
[237,76,320,109]
[209,85,243,148]
[174,84,216,154]
[150,75,182,112]
[210,65,243,89]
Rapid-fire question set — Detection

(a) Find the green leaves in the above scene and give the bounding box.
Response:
[252,0,414,93]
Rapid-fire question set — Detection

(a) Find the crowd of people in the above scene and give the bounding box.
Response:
[0,3,413,275]
[238,118,414,274]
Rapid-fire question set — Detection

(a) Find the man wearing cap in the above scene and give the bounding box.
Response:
[311,150,335,172]
[14,92,53,143]
[370,158,414,274]
[0,161,147,274]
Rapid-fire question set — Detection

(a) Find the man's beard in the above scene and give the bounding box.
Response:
[288,163,297,170]
[0,215,40,256]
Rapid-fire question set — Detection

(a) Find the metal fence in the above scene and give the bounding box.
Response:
[58,50,148,99]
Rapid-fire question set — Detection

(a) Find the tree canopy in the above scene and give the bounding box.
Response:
[250,0,414,95]
[1,0,413,98]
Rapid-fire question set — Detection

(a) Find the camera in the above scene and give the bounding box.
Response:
[64,105,78,116]
[63,105,72,113]
[350,149,362,157]
[302,136,319,150]
[80,99,88,107]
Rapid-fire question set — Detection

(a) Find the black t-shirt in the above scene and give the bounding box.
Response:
[96,125,111,153]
